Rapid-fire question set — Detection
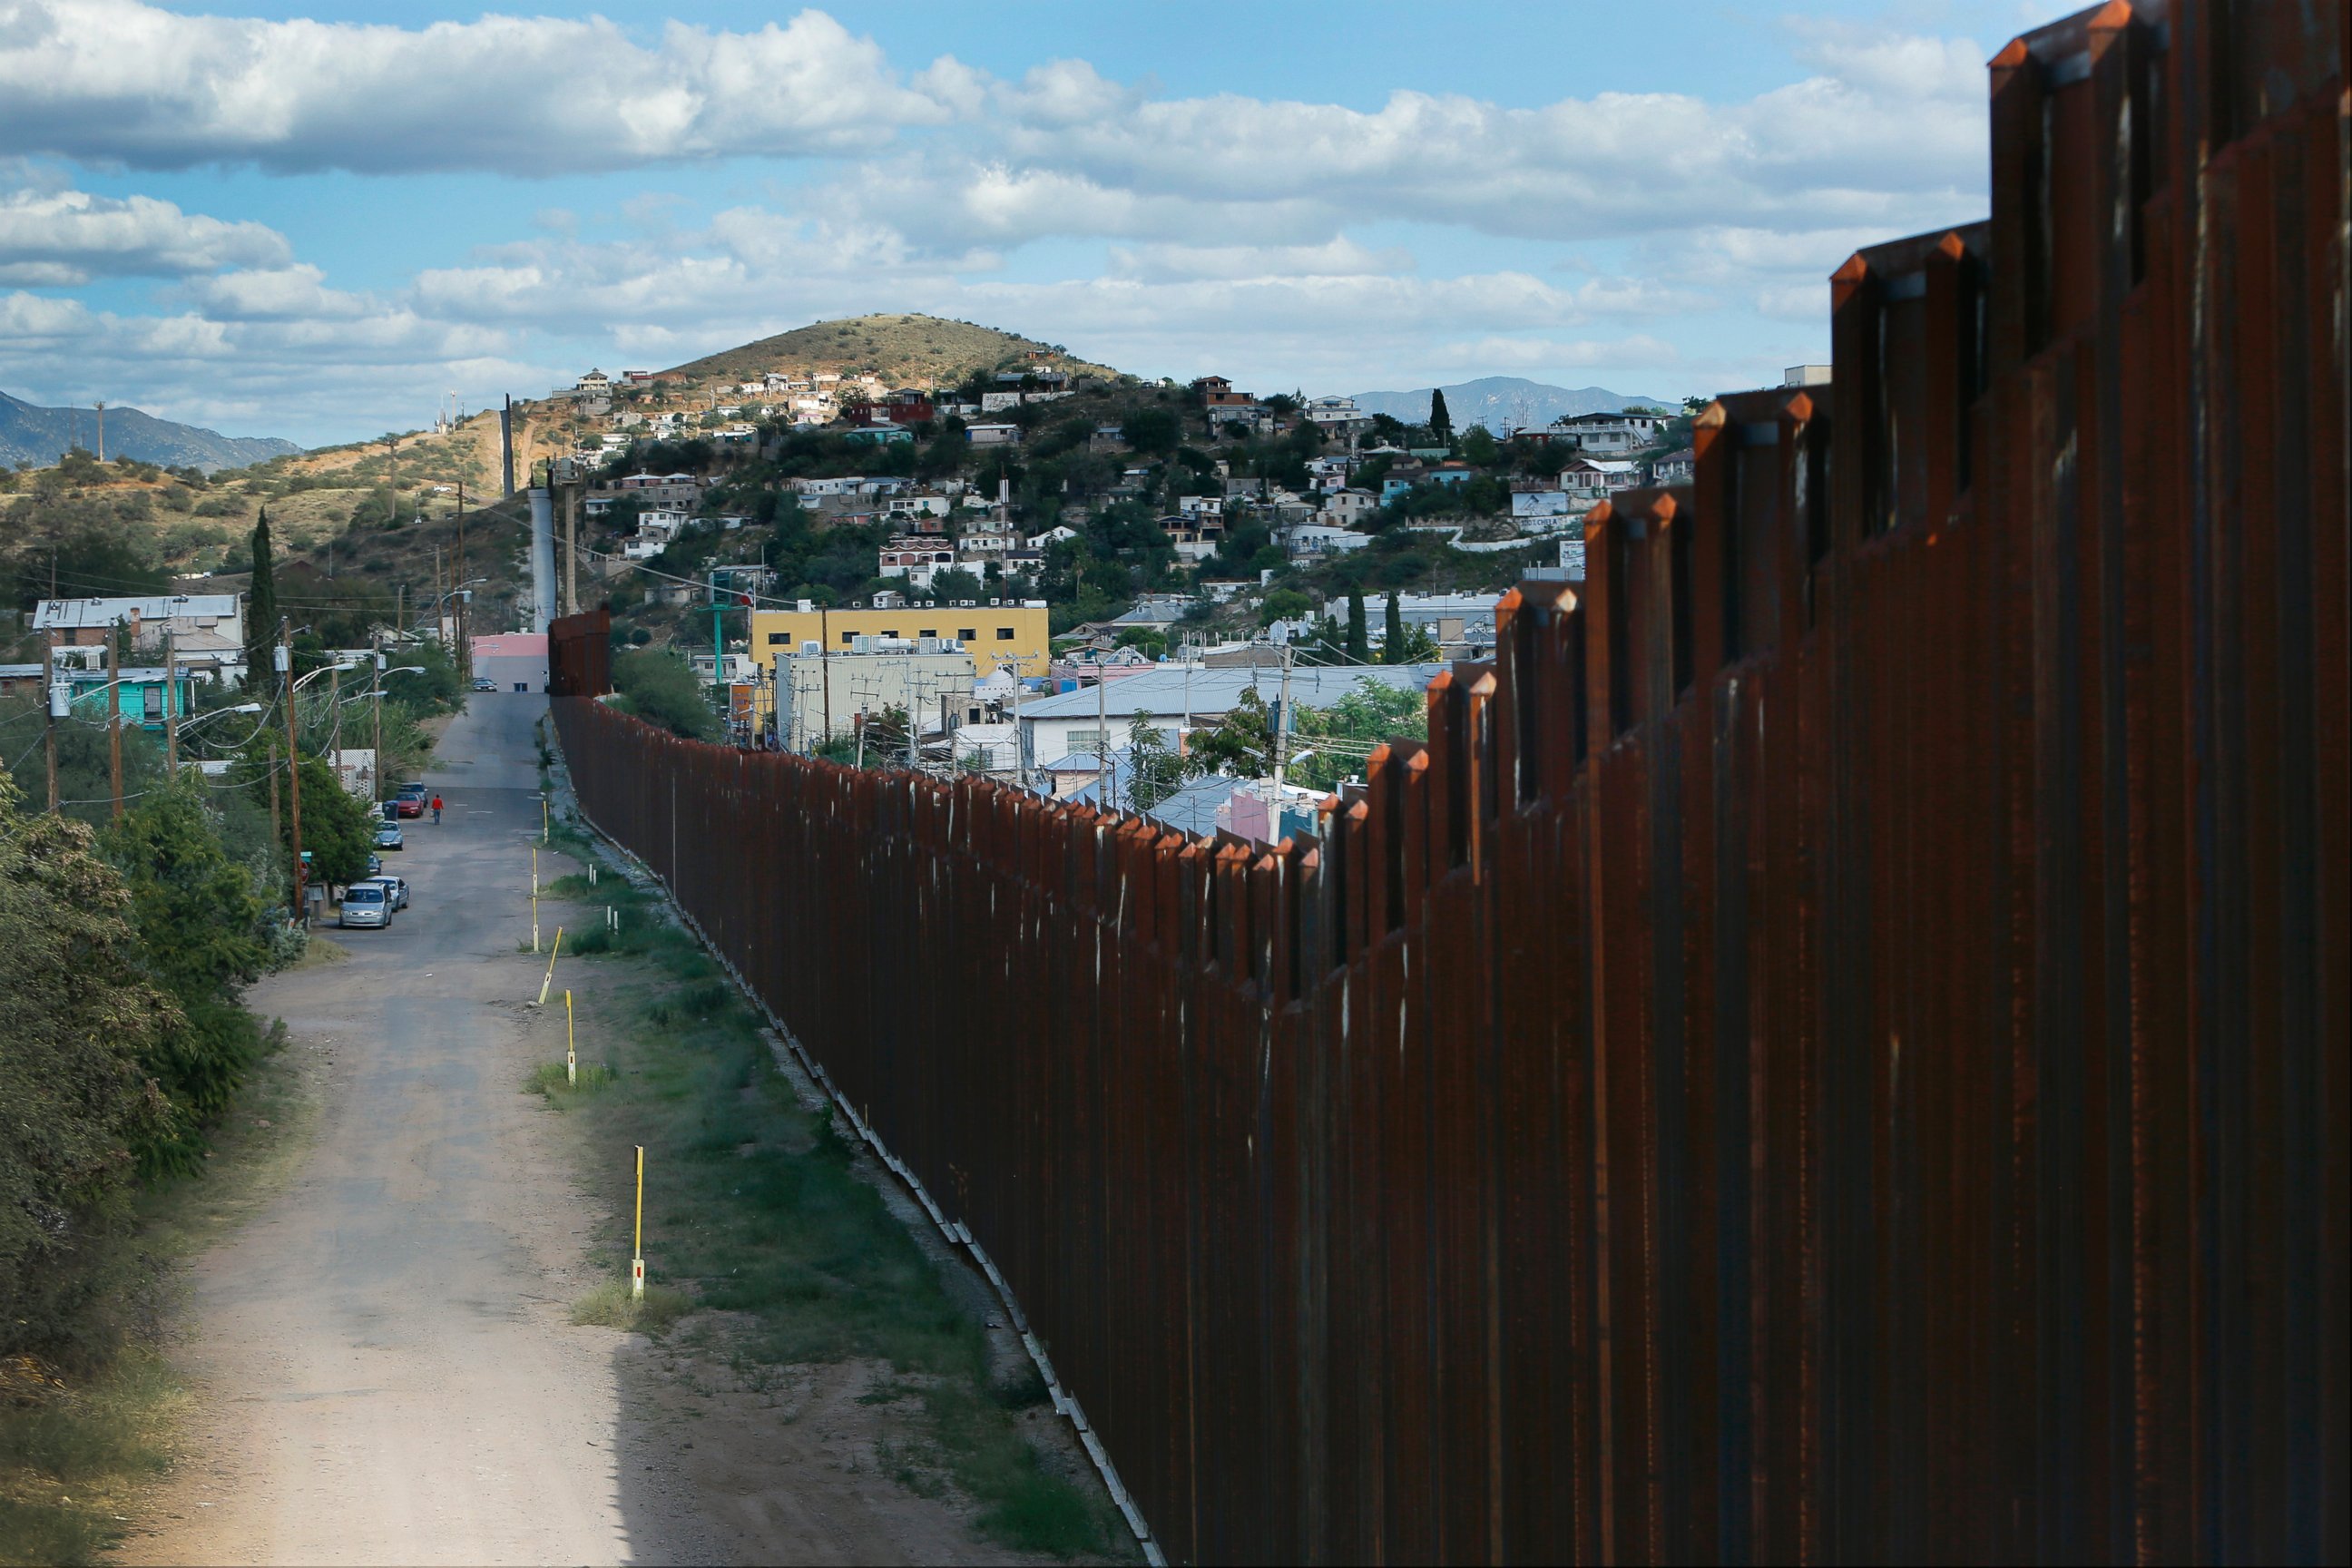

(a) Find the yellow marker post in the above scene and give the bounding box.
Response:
[564,988,576,1086]
[534,927,564,1006]
[631,1145,645,1300]
[542,795,549,844]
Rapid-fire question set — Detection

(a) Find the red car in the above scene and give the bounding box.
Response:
[396,784,427,818]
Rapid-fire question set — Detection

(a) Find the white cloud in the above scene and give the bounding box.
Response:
[0,7,2004,440]
[0,186,289,283]
[0,1,950,172]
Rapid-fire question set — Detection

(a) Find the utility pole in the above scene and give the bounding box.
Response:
[267,737,279,845]
[107,630,123,822]
[1095,655,1108,804]
[281,620,306,923]
[1006,656,1023,789]
[371,652,384,806]
[93,399,104,462]
[1270,641,1294,791]
[455,481,468,682]
[164,627,179,773]
[43,649,60,812]
[819,605,832,750]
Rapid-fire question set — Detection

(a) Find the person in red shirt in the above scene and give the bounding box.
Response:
[431,794,443,824]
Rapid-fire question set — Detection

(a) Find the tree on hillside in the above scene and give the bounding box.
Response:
[1346,586,1369,663]
[1122,406,1181,456]
[246,509,279,697]
[1429,388,1452,441]
[1385,591,1406,663]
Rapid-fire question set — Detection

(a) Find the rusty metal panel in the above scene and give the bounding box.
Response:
[541,5,2343,1560]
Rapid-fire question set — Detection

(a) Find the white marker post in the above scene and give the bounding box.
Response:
[565,988,576,1086]
[631,1145,646,1300]
[534,927,564,1007]
[531,847,541,954]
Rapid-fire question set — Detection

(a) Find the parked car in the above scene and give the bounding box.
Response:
[366,852,383,878]
[338,881,391,928]
[375,822,404,850]
[473,677,497,692]
[395,782,427,818]
[371,875,411,911]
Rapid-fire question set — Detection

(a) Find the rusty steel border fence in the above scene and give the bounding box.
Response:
[550,5,2346,1562]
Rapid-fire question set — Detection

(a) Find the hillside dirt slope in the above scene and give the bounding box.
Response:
[657,312,1120,390]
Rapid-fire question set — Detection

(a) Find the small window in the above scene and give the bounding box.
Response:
[996,627,1016,641]
[768,632,789,645]
[839,632,856,644]
[919,628,936,638]
[959,628,977,642]
[880,629,899,639]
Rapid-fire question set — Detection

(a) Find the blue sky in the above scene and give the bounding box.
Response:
[1,0,2043,447]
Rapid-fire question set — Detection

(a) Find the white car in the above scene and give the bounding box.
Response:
[338,881,392,928]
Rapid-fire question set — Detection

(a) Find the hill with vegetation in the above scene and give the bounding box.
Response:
[654,313,1122,391]
[2,388,299,473]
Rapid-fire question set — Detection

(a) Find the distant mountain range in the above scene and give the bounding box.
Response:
[1349,376,1676,433]
[1,389,300,473]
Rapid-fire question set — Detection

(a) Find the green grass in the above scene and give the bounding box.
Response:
[569,1280,692,1334]
[0,1348,183,1567]
[524,1061,619,1102]
[535,840,1125,1559]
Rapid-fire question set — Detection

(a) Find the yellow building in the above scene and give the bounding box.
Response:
[751,601,1053,679]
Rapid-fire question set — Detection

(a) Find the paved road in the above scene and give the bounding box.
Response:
[124,692,711,1566]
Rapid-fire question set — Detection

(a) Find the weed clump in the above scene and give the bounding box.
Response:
[569,1280,691,1335]
[524,1063,618,1104]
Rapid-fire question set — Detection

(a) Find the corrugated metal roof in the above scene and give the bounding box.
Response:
[33,593,240,628]
[1018,662,1444,720]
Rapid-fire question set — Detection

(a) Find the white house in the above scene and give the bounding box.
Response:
[1284,524,1373,557]
[966,423,1022,447]
[1320,488,1378,527]
[1304,396,1370,439]
[1561,458,1642,500]
[1549,410,1673,454]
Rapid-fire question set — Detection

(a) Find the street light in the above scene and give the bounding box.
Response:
[179,701,267,731]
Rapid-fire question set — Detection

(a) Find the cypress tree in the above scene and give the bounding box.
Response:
[1346,585,1369,664]
[1385,591,1406,662]
[245,509,278,697]
[1429,387,1452,441]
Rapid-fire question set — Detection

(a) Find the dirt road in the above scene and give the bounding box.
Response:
[121,692,715,1566]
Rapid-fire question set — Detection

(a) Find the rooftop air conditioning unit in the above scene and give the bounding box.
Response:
[800,640,821,654]
[988,598,1001,606]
